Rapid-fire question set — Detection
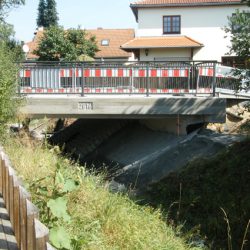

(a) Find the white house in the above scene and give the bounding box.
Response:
[122,0,248,64]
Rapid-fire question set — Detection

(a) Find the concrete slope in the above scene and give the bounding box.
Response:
[86,125,244,190]
[50,119,129,160]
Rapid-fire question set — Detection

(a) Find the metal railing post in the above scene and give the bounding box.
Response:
[146,62,149,97]
[81,64,85,97]
[212,62,216,97]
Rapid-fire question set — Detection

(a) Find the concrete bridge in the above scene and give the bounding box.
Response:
[18,61,250,135]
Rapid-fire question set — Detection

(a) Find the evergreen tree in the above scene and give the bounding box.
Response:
[45,0,58,27]
[37,0,46,27]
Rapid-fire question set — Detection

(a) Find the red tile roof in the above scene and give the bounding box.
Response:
[131,0,243,5]
[26,29,135,60]
[130,0,245,21]
[121,36,203,49]
[87,29,135,58]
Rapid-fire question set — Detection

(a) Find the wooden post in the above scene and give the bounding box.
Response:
[8,168,15,226]
[0,153,3,194]
[19,186,31,250]
[34,219,49,250]
[13,176,21,248]
[26,199,39,250]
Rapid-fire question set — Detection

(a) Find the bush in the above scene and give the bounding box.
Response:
[0,43,19,133]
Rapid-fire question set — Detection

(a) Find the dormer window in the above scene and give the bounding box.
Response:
[163,16,181,34]
[101,39,110,46]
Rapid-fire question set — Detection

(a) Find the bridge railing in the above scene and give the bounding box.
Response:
[0,147,55,250]
[18,61,239,96]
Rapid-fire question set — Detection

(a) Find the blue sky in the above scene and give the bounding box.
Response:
[6,0,137,42]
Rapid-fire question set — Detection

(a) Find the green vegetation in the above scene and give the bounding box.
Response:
[37,0,58,28]
[0,43,19,133]
[34,26,98,61]
[224,9,250,68]
[144,139,250,249]
[3,135,200,250]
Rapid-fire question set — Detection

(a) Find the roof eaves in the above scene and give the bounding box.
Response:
[122,45,203,49]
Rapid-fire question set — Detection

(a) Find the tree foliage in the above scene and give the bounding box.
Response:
[34,26,98,61]
[224,9,250,65]
[37,0,58,28]
[0,43,19,132]
[241,0,250,7]
[37,0,46,27]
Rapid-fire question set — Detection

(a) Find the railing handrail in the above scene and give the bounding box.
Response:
[0,147,54,250]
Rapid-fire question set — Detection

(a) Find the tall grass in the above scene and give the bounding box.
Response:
[2,135,201,250]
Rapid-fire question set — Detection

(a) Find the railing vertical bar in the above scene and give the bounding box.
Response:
[146,63,149,97]
[212,62,216,97]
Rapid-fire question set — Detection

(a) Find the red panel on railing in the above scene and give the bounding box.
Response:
[118,69,123,77]
[208,68,214,76]
[162,70,168,77]
[107,69,112,77]
[84,69,90,77]
[173,69,180,77]
[95,69,101,77]
[151,69,157,77]
[25,70,31,78]
[60,70,64,77]
[139,70,145,77]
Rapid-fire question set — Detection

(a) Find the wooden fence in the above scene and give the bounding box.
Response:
[0,147,55,250]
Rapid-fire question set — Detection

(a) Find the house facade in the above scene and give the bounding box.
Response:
[122,0,248,63]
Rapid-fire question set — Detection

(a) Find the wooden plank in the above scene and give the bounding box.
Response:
[26,199,39,250]
[5,162,9,213]
[0,153,3,194]
[8,174,14,226]
[13,177,21,249]
[19,186,31,250]
[34,218,49,250]
[2,159,6,206]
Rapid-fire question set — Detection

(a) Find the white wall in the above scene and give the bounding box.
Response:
[137,5,249,61]
[140,48,192,61]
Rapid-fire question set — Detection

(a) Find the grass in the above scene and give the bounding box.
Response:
[2,134,201,250]
[143,139,250,249]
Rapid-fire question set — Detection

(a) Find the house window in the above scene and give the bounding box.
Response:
[101,39,109,46]
[163,16,181,34]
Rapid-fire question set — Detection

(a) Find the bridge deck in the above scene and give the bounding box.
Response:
[0,195,18,250]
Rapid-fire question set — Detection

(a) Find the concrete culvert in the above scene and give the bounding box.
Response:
[186,123,205,134]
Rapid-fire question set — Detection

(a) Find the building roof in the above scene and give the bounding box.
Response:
[130,0,245,21]
[121,36,203,49]
[87,28,135,58]
[25,28,135,60]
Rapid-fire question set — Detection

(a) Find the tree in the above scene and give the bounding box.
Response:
[242,0,250,7]
[37,0,46,27]
[224,9,250,65]
[36,0,58,28]
[224,8,250,91]
[45,0,58,27]
[34,26,98,61]
[0,43,19,132]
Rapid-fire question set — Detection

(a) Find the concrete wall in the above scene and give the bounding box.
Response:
[136,5,249,61]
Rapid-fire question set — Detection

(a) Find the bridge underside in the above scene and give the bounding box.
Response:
[20,96,226,135]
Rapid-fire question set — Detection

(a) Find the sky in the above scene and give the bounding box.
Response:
[6,0,137,42]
